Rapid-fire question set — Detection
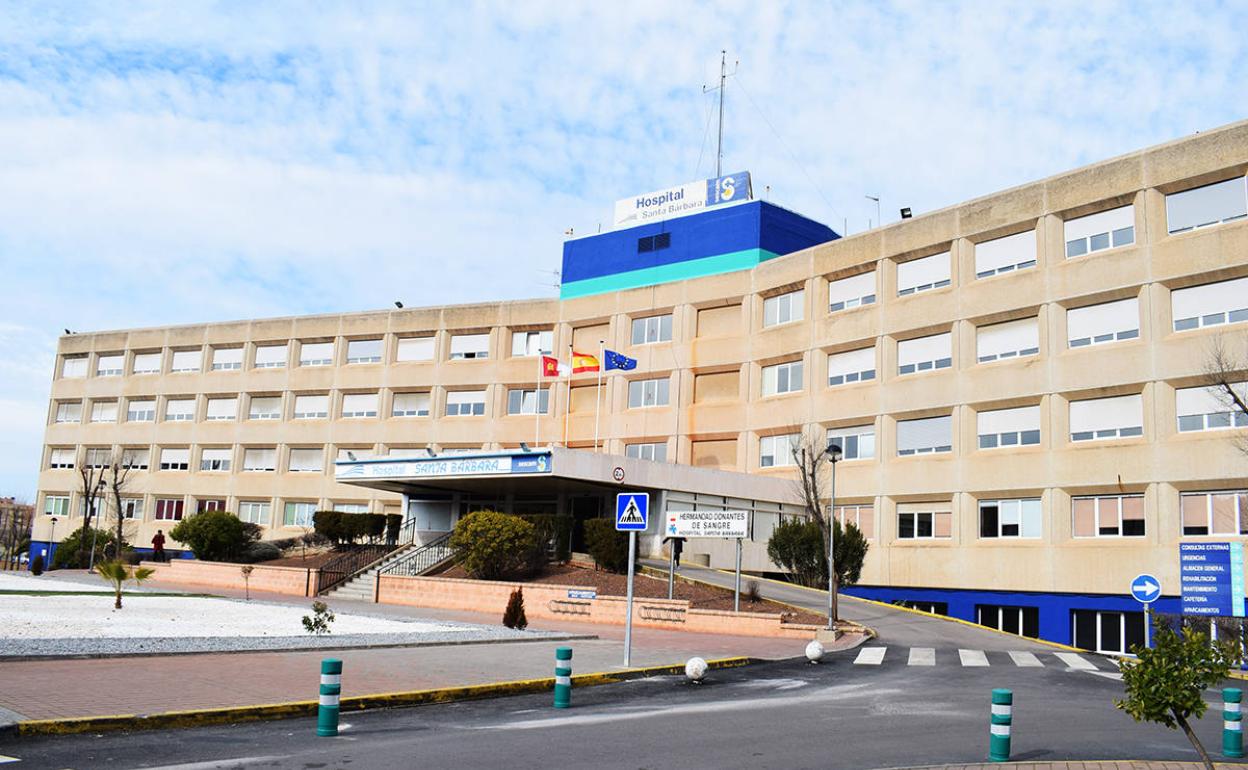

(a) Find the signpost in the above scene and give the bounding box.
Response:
[1130,573,1161,649]
[665,510,751,612]
[616,493,649,667]
[1180,542,1246,619]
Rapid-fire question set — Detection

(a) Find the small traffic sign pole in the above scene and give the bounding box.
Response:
[616,493,649,669]
[734,537,742,613]
[624,530,636,667]
[1130,573,1161,649]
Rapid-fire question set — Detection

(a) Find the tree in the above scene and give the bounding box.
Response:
[76,456,108,567]
[94,560,155,610]
[105,450,138,562]
[1204,335,1248,457]
[1116,619,1241,769]
[169,510,258,562]
[767,517,869,590]
[502,587,528,629]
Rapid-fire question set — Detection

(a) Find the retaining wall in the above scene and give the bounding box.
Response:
[143,559,317,597]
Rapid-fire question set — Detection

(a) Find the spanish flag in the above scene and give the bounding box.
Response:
[571,351,600,373]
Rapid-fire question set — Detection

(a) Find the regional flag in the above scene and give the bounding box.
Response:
[540,356,563,377]
[604,349,638,371]
[571,351,600,373]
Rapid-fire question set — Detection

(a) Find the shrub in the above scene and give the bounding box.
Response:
[584,518,631,574]
[269,537,298,551]
[52,526,119,569]
[520,514,573,569]
[449,510,537,580]
[746,580,762,604]
[30,554,44,575]
[313,510,343,543]
[170,510,259,562]
[766,518,870,589]
[366,513,386,542]
[236,541,282,563]
[502,587,528,630]
[385,514,402,543]
[302,600,335,635]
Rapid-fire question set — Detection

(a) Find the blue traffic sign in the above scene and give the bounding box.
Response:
[1130,573,1161,604]
[615,493,649,531]
[1180,542,1246,617]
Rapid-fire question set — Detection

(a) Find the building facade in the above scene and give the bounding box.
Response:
[32,120,1248,652]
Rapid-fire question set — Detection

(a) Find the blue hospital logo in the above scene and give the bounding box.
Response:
[719,175,736,201]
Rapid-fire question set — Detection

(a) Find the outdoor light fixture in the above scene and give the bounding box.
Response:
[900,207,913,219]
[824,442,843,630]
[346,451,357,461]
[394,301,403,308]
[425,446,437,458]
[520,442,532,453]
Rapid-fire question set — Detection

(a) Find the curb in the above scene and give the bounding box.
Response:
[3,656,756,738]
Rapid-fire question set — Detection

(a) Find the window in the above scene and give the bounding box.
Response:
[977,318,1039,363]
[283,501,316,527]
[827,348,875,386]
[637,232,671,252]
[132,352,161,374]
[300,341,334,366]
[49,448,75,469]
[979,498,1042,538]
[54,401,81,423]
[341,393,379,418]
[154,498,185,521]
[759,434,799,468]
[625,442,668,462]
[164,398,196,422]
[200,448,231,472]
[627,378,670,408]
[1065,205,1135,258]
[631,315,673,345]
[127,399,156,422]
[507,388,550,415]
[238,501,271,525]
[121,448,149,470]
[977,406,1041,449]
[90,401,118,423]
[170,349,202,373]
[292,394,328,419]
[1073,494,1145,537]
[1072,609,1145,655]
[211,347,242,371]
[898,333,952,375]
[334,503,369,514]
[1067,298,1140,347]
[762,360,804,396]
[205,397,237,421]
[85,448,111,468]
[445,390,486,417]
[826,425,876,460]
[1181,491,1248,536]
[1176,383,1248,432]
[975,230,1036,278]
[511,331,553,357]
[762,290,804,328]
[392,392,430,417]
[289,448,323,473]
[346,338,383,364]
[398,336,437,362]
[897,506,952,539]
[197,499,226,513]
[897,415,952,456]
[248,396,282,420]
[828,272,875,312]
[449,334,490,360]
[119,498,143,520]
[1171,276,1248,332]
[159,447,190,471]
[834,504,874,539]
[44,495,70,517]
[61,356,87,378]
[896,252,950,296]
[96,354,124,377]
[250,343,286,369]
[1070,394,1142,442]
[1166,177,1248,234]
[243,448,277,472]
[977,605,1040,638]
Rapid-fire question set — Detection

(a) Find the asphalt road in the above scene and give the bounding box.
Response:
[4,650,1240,769]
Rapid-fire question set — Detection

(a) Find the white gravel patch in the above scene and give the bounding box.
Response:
[0,571,121,593]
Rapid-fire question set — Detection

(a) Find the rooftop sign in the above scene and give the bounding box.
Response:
[335,452,552,481]
[613,171,751,229]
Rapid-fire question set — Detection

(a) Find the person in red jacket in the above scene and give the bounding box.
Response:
[151,530,166,563]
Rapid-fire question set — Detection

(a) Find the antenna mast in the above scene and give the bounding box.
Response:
[703,50,737,178]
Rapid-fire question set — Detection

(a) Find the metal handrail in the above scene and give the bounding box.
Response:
[316,544,398,594]
[378,532,454,578]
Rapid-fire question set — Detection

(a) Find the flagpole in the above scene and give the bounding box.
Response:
[562,344,572,447]
[593,340,604,452]
[534,350,541,447]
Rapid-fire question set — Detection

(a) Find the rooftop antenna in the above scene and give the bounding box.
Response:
[703,50,738,177]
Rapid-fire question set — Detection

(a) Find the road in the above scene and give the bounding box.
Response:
[3,647,1238,769]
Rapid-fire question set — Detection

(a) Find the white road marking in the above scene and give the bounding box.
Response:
[907,647,935,666]
[1055,652,1098,670]
[1086,670,1124,681]
[1008,651,1043,667]
[0,755,18,764]
[958,649,989,667]
[854,647,887,665]
[144,758,289,770]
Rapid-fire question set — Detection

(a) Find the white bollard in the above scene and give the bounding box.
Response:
[805,640,825,663]
[685,657,708,683]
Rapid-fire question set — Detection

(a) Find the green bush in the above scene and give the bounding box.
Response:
[520,514,573,566]
[313,510,343,543]
[385,514,402,543]
[30,554,44,575]
[449,510,537,580]
[766,518,869,589]
[52,526,119,569]
[236,541,282,563]
[170,510,259,562]
[584,518,631,574]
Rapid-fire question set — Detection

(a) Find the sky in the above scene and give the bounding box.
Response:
[0,1,1246,500]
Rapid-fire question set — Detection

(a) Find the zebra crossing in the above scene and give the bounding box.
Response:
[851,645,1109,671]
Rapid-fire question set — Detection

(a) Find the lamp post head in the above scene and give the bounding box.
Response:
[824,443,843,463]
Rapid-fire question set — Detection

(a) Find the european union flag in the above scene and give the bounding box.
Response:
[604,349,637,371]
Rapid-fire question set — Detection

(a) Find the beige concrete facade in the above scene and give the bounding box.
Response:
[32,119,1248,601]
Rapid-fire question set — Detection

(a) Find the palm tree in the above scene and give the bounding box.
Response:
[94,560,155,609]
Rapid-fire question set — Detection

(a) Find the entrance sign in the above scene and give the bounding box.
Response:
[1130,574,1161,604]
[667,510,749,539]
[1180,542,1246,618]
[336,452,551,480]
[616,493,649,531]
[612,171,752,228]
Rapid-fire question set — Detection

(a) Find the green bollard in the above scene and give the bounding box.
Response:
[317,658,342,737]
[1225,688,1243,758]
[989,688,1012,762]
[554,647,573,709]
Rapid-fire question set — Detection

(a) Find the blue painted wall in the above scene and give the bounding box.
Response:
[26,540,191,570]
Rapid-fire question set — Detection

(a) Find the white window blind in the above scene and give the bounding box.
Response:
[1065,205,1135,257]
[898,333,952,374]
[827,347,876,385]
[975,230,1036,278]
[826,425,875,460]
[254,344,287,368]
[293,394,328,419]
[1070,394,1143,441]
[1172,277,1248,331]
[762,290,804,327]
[90,401,118,422]
[205,397,236,420]
[96,354,124,376]
[977,318,1039,362]
[55,401,81,422]
[85,448,112,468]
[49,448,75,468]
[160,448,190,469]
[762,361,804,396]
[347,338,383,363]
[341,393,378,417]
[61,357,87,377]
[759,434,798,468]
[243,448,276,471]
[165,398,195,421]
[289,448,323,472]
[200,448,231,471]
[450,334,490,359]
[211,348,242,370]
[445,390,486,416]
[978,406,1041,448]
[1166,177,1248,234]
[248,396,282,419]
[510,330,553,357]
[1176,383,1248,432]
[1067,298,1139,347]
[171,349,201,372]
[121,448,149,469]
[300,341,334,365]
[398,336,436,361]
[897,415,952,455]
[132,352,161,373]
[828,272,876,311]
[897,252,950,296]
[392,392,431,417]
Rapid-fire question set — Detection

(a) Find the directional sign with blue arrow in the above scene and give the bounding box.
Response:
[1130,573,1161,604]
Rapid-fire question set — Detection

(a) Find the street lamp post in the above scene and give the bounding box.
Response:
[48,516,58,570]
[89,477,105,570]
[824,443,842,630]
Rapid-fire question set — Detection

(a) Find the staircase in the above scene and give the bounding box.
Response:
[324,533,454,603]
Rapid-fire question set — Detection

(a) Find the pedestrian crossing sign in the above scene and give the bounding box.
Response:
[615,493,649,531]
